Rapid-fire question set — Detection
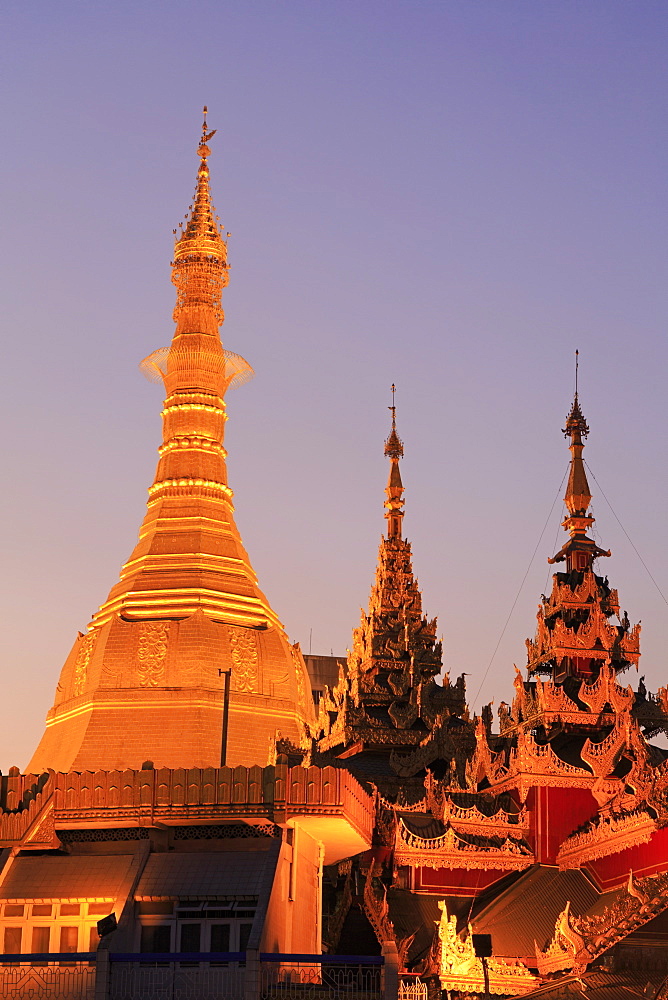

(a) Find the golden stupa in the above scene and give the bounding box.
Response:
[29,111,314,773]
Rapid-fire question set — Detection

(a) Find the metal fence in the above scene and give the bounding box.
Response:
[109,952,247,999]
[0,953,97,999]
[398,975,429,1000]
[259,953,384,1000]
[0,950,403,1000]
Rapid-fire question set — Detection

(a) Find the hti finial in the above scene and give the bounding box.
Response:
[199,105,217,159]
[384,385,404,537]
[549,353,610,566]
[384,384,403,460]
[172,106,228,334]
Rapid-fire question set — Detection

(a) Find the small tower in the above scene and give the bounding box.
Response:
[316,390,470,796]
[28,112,314,773]
[526,386,639,684]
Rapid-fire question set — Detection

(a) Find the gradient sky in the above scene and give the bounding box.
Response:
[1,1,667,771]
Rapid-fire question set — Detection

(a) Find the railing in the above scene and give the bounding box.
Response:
[398,975,428,1000]
[0,953,97,999]
[109,952,246,999]
[0,951,392,999]
[259,954,384,1000]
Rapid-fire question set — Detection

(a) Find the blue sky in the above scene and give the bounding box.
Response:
[1,1,667,769]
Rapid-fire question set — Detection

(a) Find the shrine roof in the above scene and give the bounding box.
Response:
[400,813,445,839]
[134,844,278,901]
[471,865,599,958]
[0,853,132,901]
[516,970,667,998]
[546,732,594,770]
[330,752,400,779]
[448,790,523,817]
[386,888,443,968]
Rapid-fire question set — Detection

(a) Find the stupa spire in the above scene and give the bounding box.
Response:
[27,110,314,774]
[384,384,404,539]
[172,106,228,338]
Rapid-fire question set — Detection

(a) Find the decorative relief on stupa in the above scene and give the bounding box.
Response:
[229,628,259,693]
[73,632,96,697]
[137,622,169,686]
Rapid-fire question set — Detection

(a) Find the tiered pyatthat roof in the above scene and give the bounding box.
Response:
[316,395,472,794]
[360,389,668,987]
[526,393,639,684]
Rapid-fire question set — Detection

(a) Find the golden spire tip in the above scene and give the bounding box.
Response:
[385,384,403,460]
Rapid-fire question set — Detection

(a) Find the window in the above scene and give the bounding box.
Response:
[60,926,78,952]
[59,925,78,964]
[210,923,230,953]
[89,926,100,952]
[61,904,80,916]
[140,924,172,953]
[32,927,50,952]
[3,905,24,918]
[179,923,201,953]
[3,927,21,954]
[179,922,201,965]
[32,927,50,966]
[32,905,52,917]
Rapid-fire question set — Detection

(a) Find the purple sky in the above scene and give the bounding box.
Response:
[1,2,667,771]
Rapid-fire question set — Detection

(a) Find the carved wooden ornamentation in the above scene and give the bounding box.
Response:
[437,902,537,994]
[394,817,534,871]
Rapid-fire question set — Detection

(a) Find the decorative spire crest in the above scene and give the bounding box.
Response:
[172,106,229,337]
[549,354,610,569]
[385,383,404,460]
[384,384,404,539]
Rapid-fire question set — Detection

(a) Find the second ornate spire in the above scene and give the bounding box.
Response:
[384,384,405,539]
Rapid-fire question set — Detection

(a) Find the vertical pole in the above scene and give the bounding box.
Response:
[382,941,399,1000]
[316,841,324,955]
[219,669,231,766]
[244,948,260,1000]
[482,957,490,1000]
[94,949,110,1000]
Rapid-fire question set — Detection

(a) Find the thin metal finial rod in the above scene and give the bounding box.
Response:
[389,383,397,428]
[575,349,579,399]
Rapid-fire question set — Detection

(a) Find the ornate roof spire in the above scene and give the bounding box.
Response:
[549,355,610,570]
[563,352,592,516]
[172,106,229,338]
[384,384,404,539]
